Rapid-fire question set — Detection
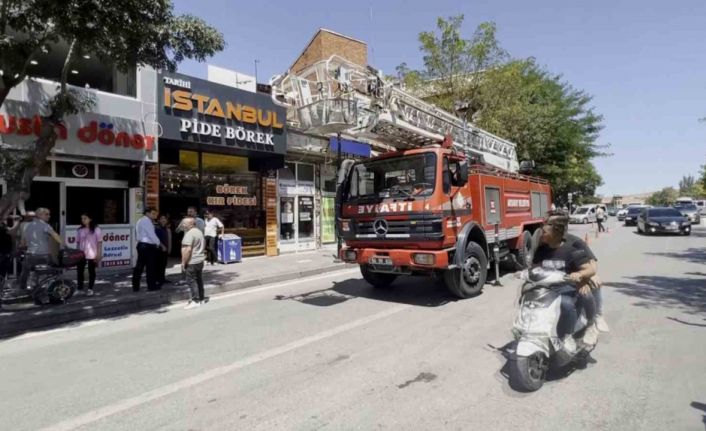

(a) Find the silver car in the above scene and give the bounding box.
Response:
[676,204,701,224]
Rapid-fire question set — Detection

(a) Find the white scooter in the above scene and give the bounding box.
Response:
[510,267,596,392]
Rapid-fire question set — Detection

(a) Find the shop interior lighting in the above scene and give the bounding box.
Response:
[71,69,79,74]
[83,54,91,59]
[29,60,38,65]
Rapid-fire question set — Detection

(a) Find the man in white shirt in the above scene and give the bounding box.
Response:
[204,209,225,265]
[132,207,164,292]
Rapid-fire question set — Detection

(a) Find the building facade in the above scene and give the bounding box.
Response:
[0,56,159,270]
[156,71,287,257]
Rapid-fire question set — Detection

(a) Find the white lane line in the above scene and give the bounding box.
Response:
[6,268,360,342]
[38,303,410,431]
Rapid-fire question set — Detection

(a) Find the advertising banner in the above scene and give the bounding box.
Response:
[65,224,132,269]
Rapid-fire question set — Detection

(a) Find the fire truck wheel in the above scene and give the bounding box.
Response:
[360,265,397,289]
[444,242,487,298]
[516,230,533,269]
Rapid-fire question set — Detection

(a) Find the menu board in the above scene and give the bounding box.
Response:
[145,163,160,211]
[264,174,278,256]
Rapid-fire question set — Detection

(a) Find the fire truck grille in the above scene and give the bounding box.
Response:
[353,218,443,239]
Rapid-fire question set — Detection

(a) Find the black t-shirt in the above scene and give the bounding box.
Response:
[532,235,592,274]
[564,233,597,262]
[0,223,13,254]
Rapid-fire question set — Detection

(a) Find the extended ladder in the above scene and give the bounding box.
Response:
[270,55,519,172]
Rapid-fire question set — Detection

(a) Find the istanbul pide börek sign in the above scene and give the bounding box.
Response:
[158,72,286,155]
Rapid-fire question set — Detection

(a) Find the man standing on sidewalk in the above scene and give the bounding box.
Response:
[132,207,163,292]
[181,217,206,309]
[596,206,606,233]
[20,208,63,300]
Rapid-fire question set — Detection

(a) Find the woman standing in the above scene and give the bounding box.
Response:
[76,213,102,296]
[155,214,172,285]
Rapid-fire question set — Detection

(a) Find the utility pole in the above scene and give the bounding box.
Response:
[254,59,259,84]
[335,132,343,261]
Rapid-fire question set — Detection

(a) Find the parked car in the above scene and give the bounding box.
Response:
[570,207,595,224]
[637,207,691,235]
[617,207,629,221]
[607,206,618,216]
[570,205,598,224]
[675,204,701,225]
[695,199,706,214]
[624,206,649,226]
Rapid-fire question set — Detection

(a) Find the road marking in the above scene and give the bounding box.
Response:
[38,303,410,431]
[5,268,360,342]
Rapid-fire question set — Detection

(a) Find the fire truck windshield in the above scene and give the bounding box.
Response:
[348,153,436,200]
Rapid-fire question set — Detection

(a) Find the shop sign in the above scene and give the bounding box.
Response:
[278,179,315,196]
[0,100,157,162]
[65,225,132,269]
[159,71,287,156]
[207,184,257,206]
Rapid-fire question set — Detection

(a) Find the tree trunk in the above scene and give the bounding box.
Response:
[0,118,60,220]
[0,39,76,220]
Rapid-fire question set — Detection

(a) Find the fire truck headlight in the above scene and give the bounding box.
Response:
[344,250,357,261]
[341,220,351,232]
[413,253,435,265]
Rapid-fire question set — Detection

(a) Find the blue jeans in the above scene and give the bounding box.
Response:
[558,291,596,338]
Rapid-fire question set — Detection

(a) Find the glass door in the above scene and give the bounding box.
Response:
[297,195,315,251]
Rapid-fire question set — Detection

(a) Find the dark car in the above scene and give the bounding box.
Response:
[637,207,691,235]
[623,206,648,226]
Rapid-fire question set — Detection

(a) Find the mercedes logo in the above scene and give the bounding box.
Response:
[373,218,388,235]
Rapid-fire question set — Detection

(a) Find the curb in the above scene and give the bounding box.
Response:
[0,263,353,339]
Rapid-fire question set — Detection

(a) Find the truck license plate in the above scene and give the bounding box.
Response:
[369,256,392,266]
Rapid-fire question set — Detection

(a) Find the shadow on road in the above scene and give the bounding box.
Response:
[275,275,458,308]
[666,316,706,327]
[488,340,597,394]
[690,401,706,429]
[646,248,706,264]
[607,275,706,316]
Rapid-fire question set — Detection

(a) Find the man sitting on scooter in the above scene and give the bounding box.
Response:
[532,210,600,346]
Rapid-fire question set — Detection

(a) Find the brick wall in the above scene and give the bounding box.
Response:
[291,29,367,74]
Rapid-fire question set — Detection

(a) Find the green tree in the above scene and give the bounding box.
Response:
[410,16,507,119]
[646,187,679,206]
[0,0,225,219]
[678,175,696,196]
[398,15,605,205]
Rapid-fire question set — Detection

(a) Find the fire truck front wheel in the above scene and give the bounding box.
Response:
[360,265,397,289]
[443,242,488,298]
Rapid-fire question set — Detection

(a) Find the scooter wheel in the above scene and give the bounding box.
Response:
[510,353,548,392]
[47,279,76,305]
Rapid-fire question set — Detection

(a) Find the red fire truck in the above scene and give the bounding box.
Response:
[336,138,551,298]
[271,55,552,298]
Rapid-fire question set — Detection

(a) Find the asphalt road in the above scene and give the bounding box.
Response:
[1,219,704,431]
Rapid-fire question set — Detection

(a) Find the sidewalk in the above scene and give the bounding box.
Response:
[0,246,351,338]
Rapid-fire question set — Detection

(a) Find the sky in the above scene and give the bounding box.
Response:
[173,0,706,197]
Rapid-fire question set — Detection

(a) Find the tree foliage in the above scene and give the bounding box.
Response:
[0,0,225,219]
[398,15,605,205]
[646,187,679,206]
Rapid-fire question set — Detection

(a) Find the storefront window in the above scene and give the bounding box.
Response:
[160,150,266,254]
[321,165,337,194]
[98,165,131,181]
[280,197,295,241]
[66,187,127,225]
[297,163,315,183]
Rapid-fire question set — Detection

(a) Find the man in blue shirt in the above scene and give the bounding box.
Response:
[132,207,164,292]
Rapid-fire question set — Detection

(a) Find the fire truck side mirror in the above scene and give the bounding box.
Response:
[519,160,535,174]
[457,161,469,186]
